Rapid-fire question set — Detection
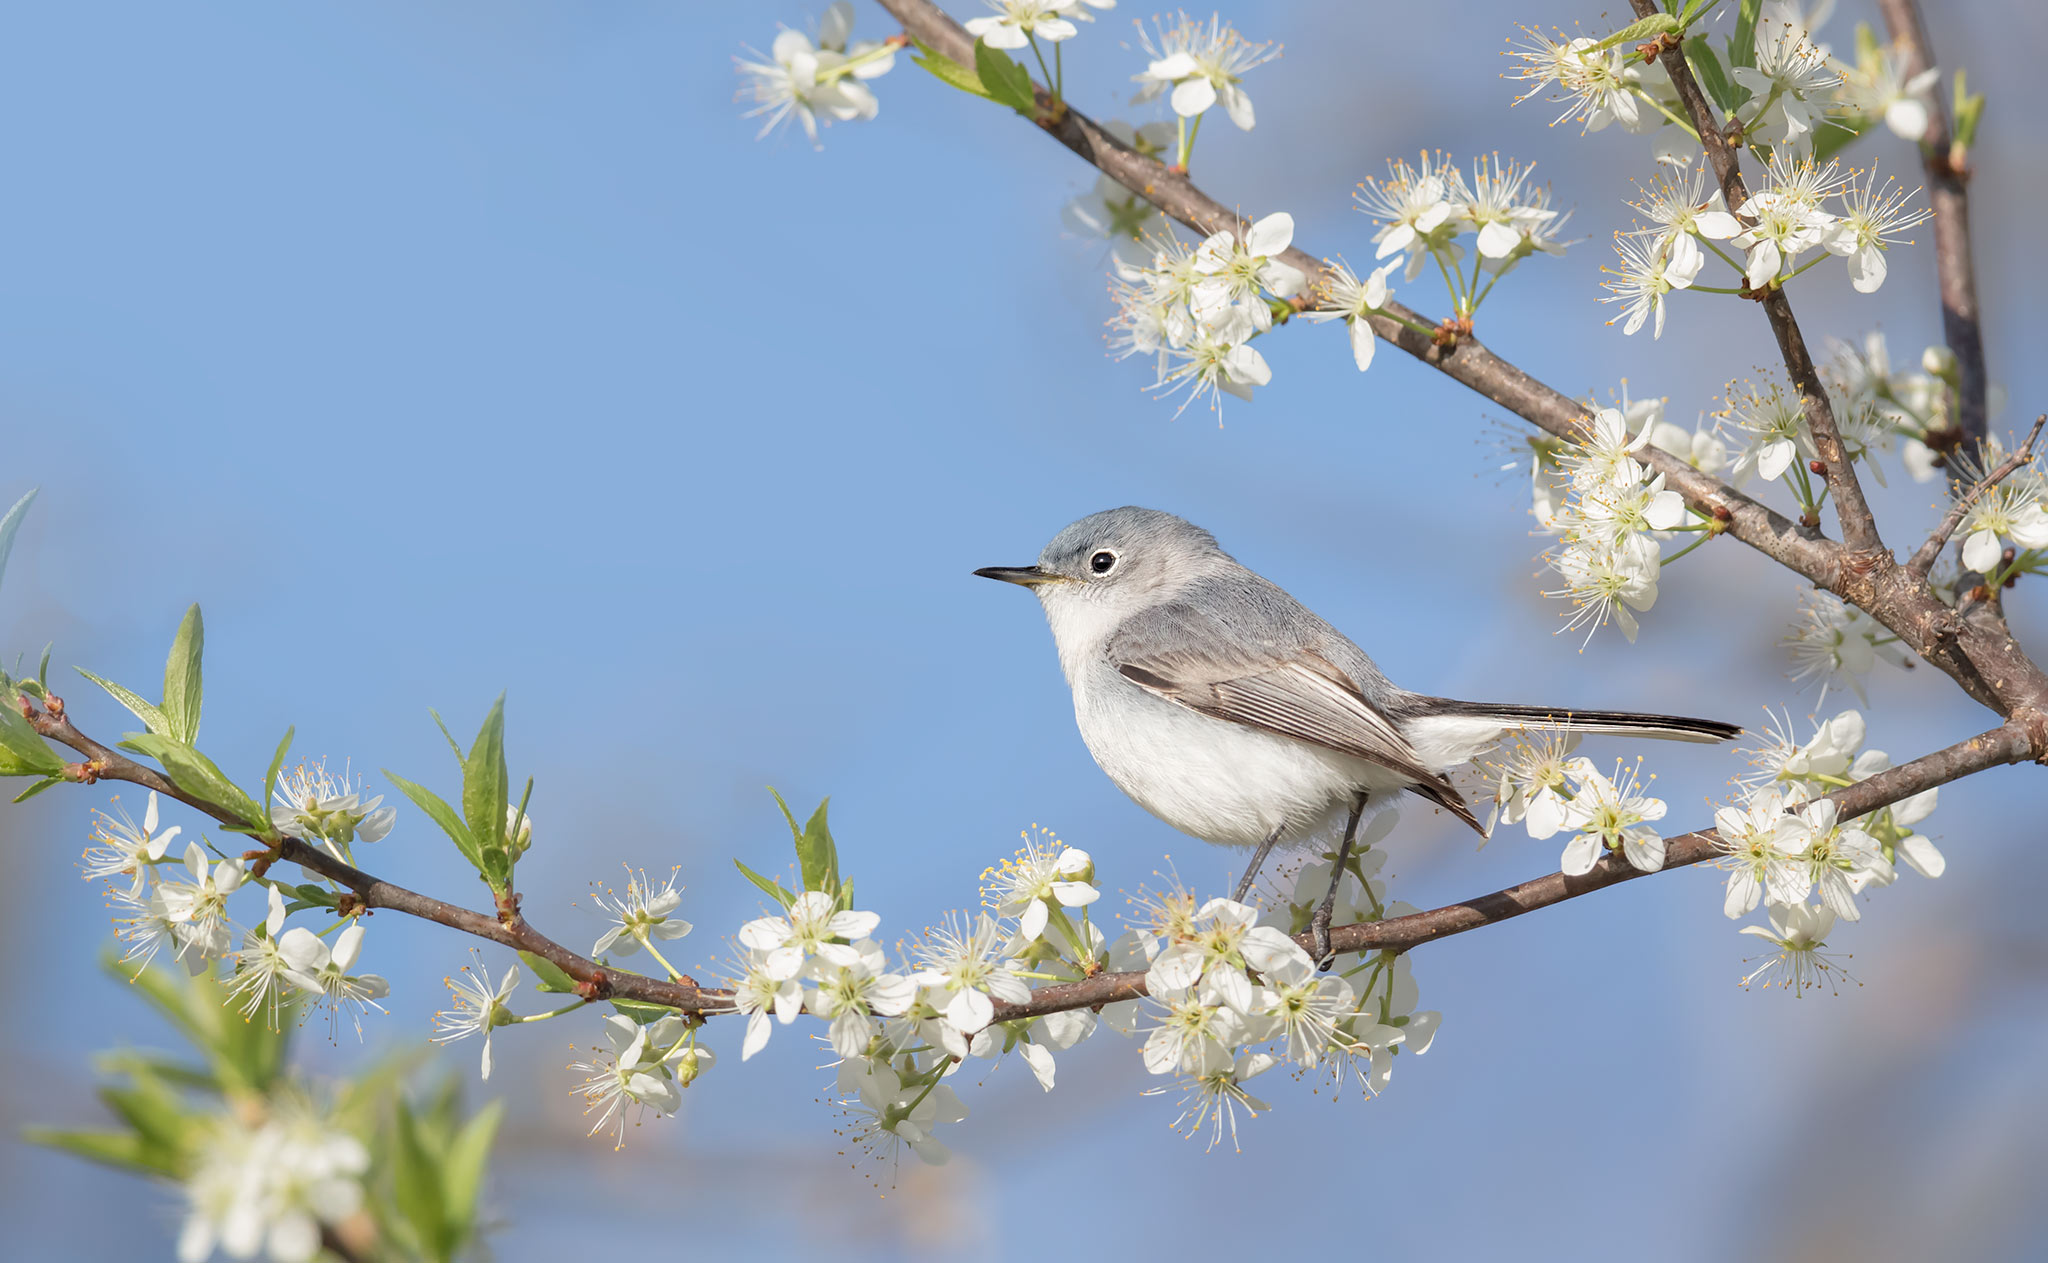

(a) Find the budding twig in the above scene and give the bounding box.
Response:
[1908,414,2048,579]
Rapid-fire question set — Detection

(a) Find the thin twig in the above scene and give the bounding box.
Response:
[1625,0,1887,563]
[28,698,2034,1023]
[1877,0,1988,457]
[1909,414,2046,578]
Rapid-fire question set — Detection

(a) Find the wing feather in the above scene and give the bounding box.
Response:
[1114,650,1484,834]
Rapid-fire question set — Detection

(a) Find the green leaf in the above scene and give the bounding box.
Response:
[75,668,171,736]
[20,1126,177,1177]
[441,1099,504,1245]
[162,604,204,745]
[1686,36,1740,113]
[1677,0,1720,24]
[0,487,37,602]
[36,642,51,688]
[973,38,1037,114]
[911,40,991,98]
[118,733,267,829]
[384,769,487,878]
[0,698,65,777]
[732,857,795,909]
[429,708,465,763]
[1731,0,1762,68]
[13,774,61,802]
[519,950,578,993]
[263,726,294,816]
[392,1099,453,1263]
[610,998,676,1025]
[799,798,838,894]
[461,695,509,887]
[1952,68,1984,150]
[1591,13,1679,52]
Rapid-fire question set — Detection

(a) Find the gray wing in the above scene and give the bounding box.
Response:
[1107,584,1483,834]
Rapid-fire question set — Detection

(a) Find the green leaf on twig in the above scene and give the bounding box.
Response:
[911,39,991,98]
[0,701,65,777]
[162,604,204,745]
[519,951,579,993]
[0,487,36,603]
[974,38,1038,115]
[384,769,488,880]
[1687,36,1741,113]
[76,668,171,737]
[117,732,268,829]
[1730,0,1762,69]
[732,857,796,909]
[1591,13,1680,52]
[461,695,510,888]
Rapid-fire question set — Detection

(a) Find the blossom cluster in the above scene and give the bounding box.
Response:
[1488,733,1672,875]
[1712,709,1943,993]
[1508,2,1941,162]
[1104,838,1438,1148]
[735,2,898,148]
[1534,399,1705,644]
[88,778,395,1038]
[177,1100,370,1263]
[1353,151,1570,305]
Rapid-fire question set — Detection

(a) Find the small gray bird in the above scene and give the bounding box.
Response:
[976,507,1739,961]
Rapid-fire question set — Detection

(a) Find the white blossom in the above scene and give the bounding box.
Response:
[1353,152,1456,271]
[1504,28,1649,133]
[802,937,917,1058]
[431,949,522,1080]
[1558,759,1667,875]
[1713,785,1814,918]
[981,827,1099,945]
[269,761,394,859]
[1739,901,1852,995]
[1299,258,1394,371]
[590,867,692,958]
[1825,167,1932,294]
[81,790,181,893]
[738,889,881,981]
[964,0,1077,50]
[734,4,896,147]
[277,922,389,1039]
[1132,11,1277,130]
[177,1100,368,1263]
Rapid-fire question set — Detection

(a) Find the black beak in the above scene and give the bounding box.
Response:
[973,565,1062,588]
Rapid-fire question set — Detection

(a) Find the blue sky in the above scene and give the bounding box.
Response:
[3,2,2046,1259]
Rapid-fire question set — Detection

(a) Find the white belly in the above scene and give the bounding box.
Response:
[1070,665,1406,847]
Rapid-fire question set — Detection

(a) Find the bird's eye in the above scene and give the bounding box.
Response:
[1089,550,1117,574]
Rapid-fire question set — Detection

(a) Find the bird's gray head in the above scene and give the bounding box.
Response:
[974,507,1228,624]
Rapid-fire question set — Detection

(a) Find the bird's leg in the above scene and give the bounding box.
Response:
[1313,794,1369,971]
[1231,821,1288,905]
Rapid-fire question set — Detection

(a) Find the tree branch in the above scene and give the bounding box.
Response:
[874,0,1844,594]
[29,696,2032,1025]
[874,0,2048,720]
[1626,0,1886,561]
[1908,414,2045,578]
[1876,0,1988,456]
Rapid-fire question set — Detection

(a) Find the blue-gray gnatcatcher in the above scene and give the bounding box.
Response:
[976,506,1739,962]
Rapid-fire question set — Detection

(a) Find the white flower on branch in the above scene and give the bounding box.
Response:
[1299,257,1394,371]
[81,789,181,893]
[1255,949,1358,1071]
[1190,211,1306,333]
[724,946,804,1061]
[1740,708,1867,797]
[1781,590,1905,704]
[1486,730,1586,840]
[1558,758,1667,875]
[1954,439,2048,573]
[738,889,881,981]
[1352,152,1455,273]
[803,937,917,1058]
[1014,1007,1097,1091]
[1064,173,1162,264]
[1835,30,1939,141]
[278,921,389,1040]
[157,841,246,965]
[734,3,895,148]
[1732,152,1848,290]
[1713,785,1814,918]
[965,0,1078,51]
[1627,165,1741,281]
[1144,896,1308,1015]
[909,911,1031,1044]
[1504,28,1649,134]
[1448,154,1557,262]
[1739,900,1852,995]
[1732,2,1843,150]
[1723,379,1814,484]
[1647,415,1730,476]
[1779,797,1892,921]
[226,886,322,1028]
[571,1014,708,1149]
[589,866,692,958]
[836,1055,968,1166]
[1545,531,1661,645]
[1601,228,1701,340]
[1150,1041,1275,1152]
[1132,11,1277,130]
[270,760,394,860]
[432,949,522,1080]
[1824,166,1932,295]
[1843,747,1943,879]
[981,826,1099,945]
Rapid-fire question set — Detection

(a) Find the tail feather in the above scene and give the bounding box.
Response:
[1421,699,1742,744]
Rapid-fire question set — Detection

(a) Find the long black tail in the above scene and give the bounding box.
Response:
[1423,699,1742,744]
